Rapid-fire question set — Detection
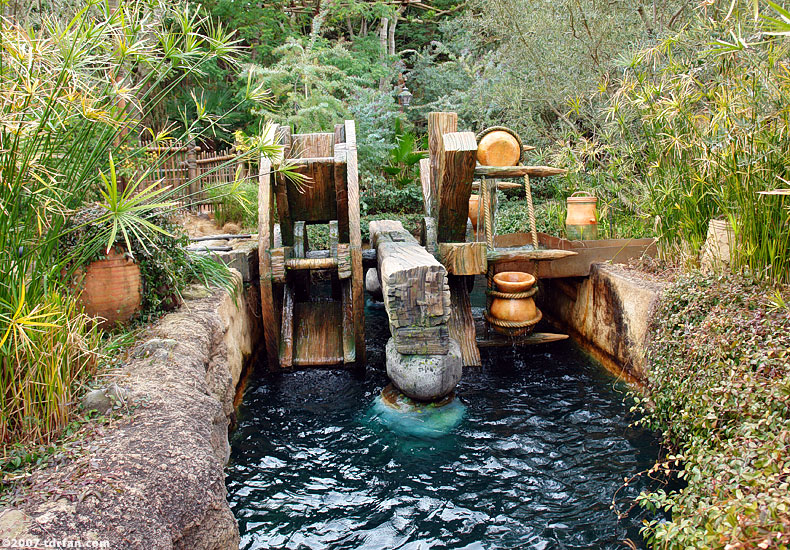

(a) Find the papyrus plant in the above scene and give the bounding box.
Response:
[0,0,272,451]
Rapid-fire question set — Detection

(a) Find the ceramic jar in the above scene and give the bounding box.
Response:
[566,191,598,240]
[489,271,539,336]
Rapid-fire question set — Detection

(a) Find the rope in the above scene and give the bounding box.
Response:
[525,174,538,250]
[485,287,538,299]
[484,309,543,329]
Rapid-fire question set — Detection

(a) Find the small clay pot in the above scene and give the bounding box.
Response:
[468,194,480,230]
[489,272,538,335]
[76,247,142,328]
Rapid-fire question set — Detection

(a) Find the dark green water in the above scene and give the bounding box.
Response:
[226,301,660,549]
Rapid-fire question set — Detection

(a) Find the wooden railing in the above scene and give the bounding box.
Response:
[138,140,249,212]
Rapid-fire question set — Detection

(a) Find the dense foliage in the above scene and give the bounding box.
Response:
[634,272,790,548]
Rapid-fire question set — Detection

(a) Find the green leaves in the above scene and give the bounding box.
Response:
[96,153,174,256]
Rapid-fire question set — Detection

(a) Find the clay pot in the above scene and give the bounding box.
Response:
[566,191,598,240]
[76,247,142,327]
[489,272,539,336]
[468,194,480,230]
[477,130,521,167]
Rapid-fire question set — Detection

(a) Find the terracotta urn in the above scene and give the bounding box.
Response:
[76,247,142,328]
[489,271,539,336]
[566,191,598,240]
[468,194,480,231]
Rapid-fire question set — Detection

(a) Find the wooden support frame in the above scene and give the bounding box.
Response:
[436,131,477,244]
[344,120,366,367]
[258,154,280,371]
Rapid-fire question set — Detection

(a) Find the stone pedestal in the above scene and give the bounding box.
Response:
[386,338,462,401]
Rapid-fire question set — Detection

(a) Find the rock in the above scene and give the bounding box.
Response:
[365,268,383,301]
[5,278,263,550]
[81,383,129,414]
[386,338,462,401]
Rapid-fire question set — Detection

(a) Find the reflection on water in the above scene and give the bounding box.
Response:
[226,300,659,549]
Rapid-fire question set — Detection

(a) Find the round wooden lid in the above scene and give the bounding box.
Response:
[477,130,520,167]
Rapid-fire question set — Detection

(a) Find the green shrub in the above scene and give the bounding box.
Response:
[634,272,790,549]
[208,181,258,229]
[361,175,425,216]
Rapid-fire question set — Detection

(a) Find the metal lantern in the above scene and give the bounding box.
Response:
[397,87,413,108]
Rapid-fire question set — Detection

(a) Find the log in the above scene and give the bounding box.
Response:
[279,284,295,368]
[448,275,480,366]
[474,165,567,178]
[438,242,487,275]
[421,216,438,257]
[419,157,432,216]
[369,219,450,354]
[436,131,477,243]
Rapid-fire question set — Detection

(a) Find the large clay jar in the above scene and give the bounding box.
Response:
[477,130,521,167]
[76,247,142,327]
[468,194,480,231]
[566,191,598,240]
[489,272,539,336]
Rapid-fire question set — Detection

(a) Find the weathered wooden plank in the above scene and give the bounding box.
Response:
[329,220,339,260]
[286,257,337,270]
[333,145,349,241]
[487,246,578,263]
[258,155,280,370]
[428,112,457,220]
[474,165,567,178]
[291,132,333,157]
[293,221,306,258]
[438,242,487,275]
[270,246,292,283]
[448,275,480,366]
[437,132,477,244]
[286,158,337,223]
[341,279,355,363]
[345,120,366,367]
[370,219,451,352]
[279,283,295,368]
[292,301,343,367]
[273,173,294,247]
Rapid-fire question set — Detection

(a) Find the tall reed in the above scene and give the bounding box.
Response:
[0,0,252,450]
[605,0,790,282]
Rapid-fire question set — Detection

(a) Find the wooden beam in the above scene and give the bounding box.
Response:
[448,275,480,366]
[333,146,349,241]
[438,242,487,275]
[258,155,280,370]
[474,165,567,178]
[279,284,295,368]
[428,112,457,219]
[487,246,578,263]
[437,131,477,243]
[370,219,450,355]
[345,120,366,367]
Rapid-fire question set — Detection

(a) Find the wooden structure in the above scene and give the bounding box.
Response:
[258,121,365,370]
[421,112,580,367]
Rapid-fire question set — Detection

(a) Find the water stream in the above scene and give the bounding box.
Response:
[226,300,660,549]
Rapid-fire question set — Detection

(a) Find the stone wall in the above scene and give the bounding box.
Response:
[539,263,664,383]
[0,272,261,550]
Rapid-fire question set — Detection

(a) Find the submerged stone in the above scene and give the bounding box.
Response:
[365,384,465,438]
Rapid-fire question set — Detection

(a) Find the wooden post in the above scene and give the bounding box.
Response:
[187,141,198,210]
[436,132,477,243]
[428,112,457,219]
[258,155,280,370]
[344,120,366,367]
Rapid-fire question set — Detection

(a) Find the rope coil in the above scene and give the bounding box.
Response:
[485,287,538,300]
[484,309,543,329]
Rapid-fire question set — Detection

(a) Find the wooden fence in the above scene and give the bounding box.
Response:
[138,140,249,212]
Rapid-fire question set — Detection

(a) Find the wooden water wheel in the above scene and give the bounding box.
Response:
[258,121,365,370]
